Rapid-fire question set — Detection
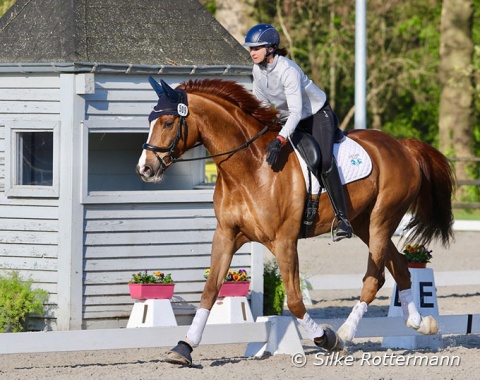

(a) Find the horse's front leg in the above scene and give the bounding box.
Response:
[274,240,342,351]
[166,229,240,366]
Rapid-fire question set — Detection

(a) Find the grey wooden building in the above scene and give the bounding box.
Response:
[0,0,262,330]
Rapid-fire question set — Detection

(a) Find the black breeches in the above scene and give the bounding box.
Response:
[297,102,339,173]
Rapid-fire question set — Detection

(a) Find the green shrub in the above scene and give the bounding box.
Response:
[0,271,49,333]
[263,260,285,315]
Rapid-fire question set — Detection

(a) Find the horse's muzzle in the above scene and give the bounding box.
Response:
[136,163,162,183]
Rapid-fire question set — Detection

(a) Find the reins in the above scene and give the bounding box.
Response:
[171,124,270,163]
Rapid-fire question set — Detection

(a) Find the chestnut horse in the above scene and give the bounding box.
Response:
[136,77,454,365]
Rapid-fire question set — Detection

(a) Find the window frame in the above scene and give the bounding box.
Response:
[5,121,60,198]
[81,119,213,204]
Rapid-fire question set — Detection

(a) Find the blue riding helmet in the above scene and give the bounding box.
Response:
[243,24,280,48]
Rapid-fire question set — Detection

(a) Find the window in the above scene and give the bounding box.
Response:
[82,117,208,194]
[5,122,60,197]
[87,132,149,191]
[86,131,206,192]
[17,131,54,186]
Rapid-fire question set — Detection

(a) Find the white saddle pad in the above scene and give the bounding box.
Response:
[291,136,372,194]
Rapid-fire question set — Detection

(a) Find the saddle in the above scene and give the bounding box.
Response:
[290,128,345,236]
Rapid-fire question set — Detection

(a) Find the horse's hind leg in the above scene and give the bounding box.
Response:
[338,221,438,344]
[337,219,388,343]
[385,242,439,335]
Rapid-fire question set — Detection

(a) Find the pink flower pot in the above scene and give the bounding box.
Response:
[407,262,427,269]
[129,283,175,299]
[218,281,250,297]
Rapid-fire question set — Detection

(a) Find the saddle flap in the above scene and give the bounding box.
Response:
[290,131,321,176]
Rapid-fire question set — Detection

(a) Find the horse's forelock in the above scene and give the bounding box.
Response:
[178,79,279,128]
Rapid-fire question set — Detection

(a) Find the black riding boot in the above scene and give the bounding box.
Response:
[321,159,353,241]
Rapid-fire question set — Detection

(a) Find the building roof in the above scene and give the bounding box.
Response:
[0,0,252,73]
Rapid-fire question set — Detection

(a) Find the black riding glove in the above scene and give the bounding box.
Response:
[265,137,284,166]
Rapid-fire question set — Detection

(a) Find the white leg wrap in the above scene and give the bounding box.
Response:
[297,312,324,341]
[399,289,421,328]
[338,301,367,342]
[184,308,210,347]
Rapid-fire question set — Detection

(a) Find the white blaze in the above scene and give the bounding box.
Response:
[137,119,158,168]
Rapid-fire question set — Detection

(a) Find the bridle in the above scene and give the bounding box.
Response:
[142,113,190,172]
[142,105,270,171]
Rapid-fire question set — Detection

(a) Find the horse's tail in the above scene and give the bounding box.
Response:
[400,138,455,247]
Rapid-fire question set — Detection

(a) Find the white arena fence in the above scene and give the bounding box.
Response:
[1,314,479,356]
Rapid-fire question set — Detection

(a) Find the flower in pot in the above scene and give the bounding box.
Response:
[128,271,175,299]
[204,268,251,297]
[129,270,174,284]
[402,244,432,268]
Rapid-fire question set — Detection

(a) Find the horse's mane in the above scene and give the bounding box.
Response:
[179,79,280,129]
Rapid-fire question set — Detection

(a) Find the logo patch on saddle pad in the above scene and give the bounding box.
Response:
[292,136,373,194]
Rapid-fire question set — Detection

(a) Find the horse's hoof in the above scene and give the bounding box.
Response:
[314,325,343,351]
[164,340,193,366]
[416,316,439,335]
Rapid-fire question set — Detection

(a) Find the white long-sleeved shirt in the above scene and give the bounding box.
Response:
[252,55,327,139]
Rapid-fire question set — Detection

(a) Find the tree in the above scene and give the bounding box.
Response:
[210,0,255,44]
[254,0,443,138]
[438,0,476,200]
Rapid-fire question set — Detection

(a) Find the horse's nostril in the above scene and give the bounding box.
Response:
[136,165,152,177]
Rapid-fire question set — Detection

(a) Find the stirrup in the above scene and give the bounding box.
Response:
[330,216,352,242]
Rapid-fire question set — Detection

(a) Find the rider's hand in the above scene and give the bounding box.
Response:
[265,136,285,166]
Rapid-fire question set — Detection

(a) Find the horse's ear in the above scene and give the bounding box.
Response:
[148,76,164,98]
[160,79,179,103]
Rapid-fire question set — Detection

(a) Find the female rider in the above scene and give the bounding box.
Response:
[244,23,352,240]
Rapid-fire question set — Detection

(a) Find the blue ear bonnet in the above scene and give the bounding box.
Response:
[148,76,188,122]
[148,91,188,121]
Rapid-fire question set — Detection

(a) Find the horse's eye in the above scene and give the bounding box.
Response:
[164,121,174,129]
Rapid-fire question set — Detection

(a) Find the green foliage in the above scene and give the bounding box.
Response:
[199,0,216,14]
[472,0,480,158]
[454,209,480,221]
[459,184,480,203]
[0,271,49,333]
[472,59,480,189]
[263,260,285,316]
[0,0,15,16]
